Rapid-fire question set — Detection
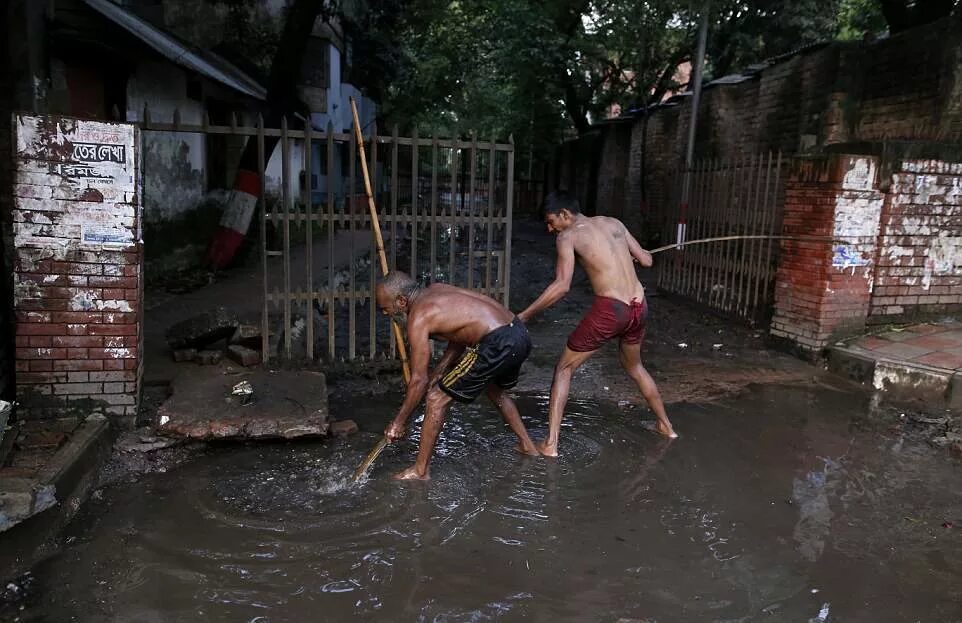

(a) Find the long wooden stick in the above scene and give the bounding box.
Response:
[648,234,852,256]
[349,97,410,482]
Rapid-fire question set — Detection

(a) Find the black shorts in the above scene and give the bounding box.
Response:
[438,319,532,403]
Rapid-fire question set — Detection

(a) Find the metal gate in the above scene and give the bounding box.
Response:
[142,112,515,363]
[657,153,785,326]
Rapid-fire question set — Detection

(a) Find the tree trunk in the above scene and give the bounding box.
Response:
[208,0,332,268]
[879,0,955,33]
[236,0,332,172]
[564,83,590,135]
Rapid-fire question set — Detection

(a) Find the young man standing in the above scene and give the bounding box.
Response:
[518,191,677,457]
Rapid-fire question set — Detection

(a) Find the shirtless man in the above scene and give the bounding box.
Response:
[518,191,677,457]
[377,271,540,480]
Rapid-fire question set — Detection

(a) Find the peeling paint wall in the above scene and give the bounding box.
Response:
[125,62,205,225]
[12,114,143,424]
[870,159,962,321]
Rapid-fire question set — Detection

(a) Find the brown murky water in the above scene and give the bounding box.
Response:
[13,384,962,622]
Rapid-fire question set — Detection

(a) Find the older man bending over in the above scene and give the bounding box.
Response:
[376,271,540,480]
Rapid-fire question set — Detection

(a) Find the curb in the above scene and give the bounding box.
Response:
[826,346,957,406]
[0,414,113,581]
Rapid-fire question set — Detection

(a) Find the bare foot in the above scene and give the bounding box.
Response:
[516,442,541,457]
[536,440,558,458]
[392,465,430,481]
[655,421,679,439]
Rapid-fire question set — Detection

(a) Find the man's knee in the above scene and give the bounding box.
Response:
[555,353,582,375]
[623,361,643,379]
[426,386,452,412]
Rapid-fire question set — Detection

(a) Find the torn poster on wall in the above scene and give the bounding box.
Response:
[12,114,139,255]
[832,245,871,270]
[81,223,134,247]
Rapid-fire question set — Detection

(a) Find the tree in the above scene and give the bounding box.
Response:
[836,0,888,40]
[877,0,958,33]
[208,0,337,268]
[356,0,945,171]
[377,1,850,143]
[705,0,843,79]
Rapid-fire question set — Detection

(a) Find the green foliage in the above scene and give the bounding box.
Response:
[836,0,888,40]
[341,0,947,166]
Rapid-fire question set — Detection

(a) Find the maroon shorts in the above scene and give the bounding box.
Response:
[566,296,648,352]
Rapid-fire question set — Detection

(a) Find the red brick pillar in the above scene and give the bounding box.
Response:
[770,155,883,357]
[12,114,143,425]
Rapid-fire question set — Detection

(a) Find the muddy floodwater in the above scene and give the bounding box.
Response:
[14,384,962,622]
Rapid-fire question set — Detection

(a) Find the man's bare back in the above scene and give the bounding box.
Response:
[407,283,515,346]
[558,215,648,304]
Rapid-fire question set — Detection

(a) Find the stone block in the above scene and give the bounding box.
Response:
[165,307,238,350]
[229,324,262,348]
[196,350,224,366]
[227,345,260,367]
[330,419,358,436]
[157,370,328,441]
[172,348,197,363]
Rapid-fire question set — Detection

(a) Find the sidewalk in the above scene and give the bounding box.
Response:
[827,320,962,408]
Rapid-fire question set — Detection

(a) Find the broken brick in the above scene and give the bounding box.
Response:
[172,348,197,363]
[227,345,260,367]
[165,307,238,350]
[196,350,224,365]
[330,419,358,436]
[229,323,262,348]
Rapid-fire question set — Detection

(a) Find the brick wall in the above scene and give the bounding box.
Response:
[854,23,962,141]
[0,100,14,406]
[770,155,884,355]
[870,159,962,322]
[552,134,598,215]
[594,122,632,225]
[12,114,143,425]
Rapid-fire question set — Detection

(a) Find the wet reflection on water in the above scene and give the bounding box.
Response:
[17,385,962,622]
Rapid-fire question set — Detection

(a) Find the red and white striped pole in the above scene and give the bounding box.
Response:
[676,201,688,250]
[207,168,260,268]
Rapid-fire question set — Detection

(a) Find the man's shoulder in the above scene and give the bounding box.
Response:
[590,215,624,229]
[421,284,485,308]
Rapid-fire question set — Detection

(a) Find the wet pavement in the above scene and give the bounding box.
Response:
[842,321,962,371]
[7,382,962,622]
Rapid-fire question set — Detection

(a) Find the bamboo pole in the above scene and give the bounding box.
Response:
[647,234,852,256]
[350,97,411,482]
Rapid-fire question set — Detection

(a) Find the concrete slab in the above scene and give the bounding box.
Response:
[837,322,962,402]
[904,323,945,335]
[876,330,918,342]
[0,414,112,579]
[157,369,329,441]
[904,334,962,351]
[829,318,962,407]
[913,351,962,370]
[0,479,56,532]
[873,341,935,359]
[855,336,893,351]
